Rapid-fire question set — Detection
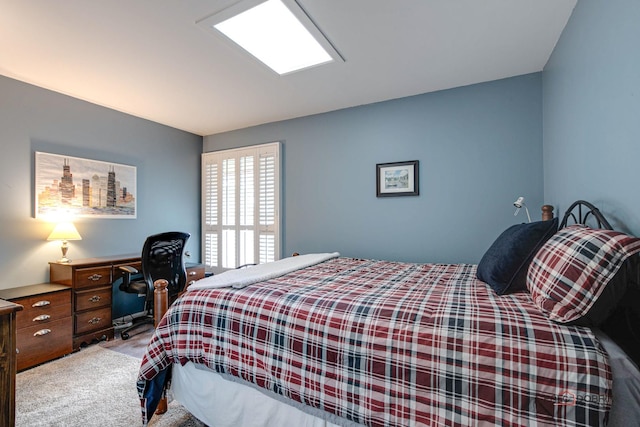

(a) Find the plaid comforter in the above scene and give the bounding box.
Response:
[137,258,611,426]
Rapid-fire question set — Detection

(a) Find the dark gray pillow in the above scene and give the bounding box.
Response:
[477,218,558,295]
[570,255,639,327]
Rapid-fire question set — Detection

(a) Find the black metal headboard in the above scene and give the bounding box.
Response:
[559,200,613,230]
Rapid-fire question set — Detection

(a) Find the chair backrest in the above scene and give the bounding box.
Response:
[141,231,190,299]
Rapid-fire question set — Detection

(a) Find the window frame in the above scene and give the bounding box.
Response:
[201,142,281,274]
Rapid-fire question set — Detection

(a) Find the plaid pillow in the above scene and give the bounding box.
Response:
[527,224,640,323]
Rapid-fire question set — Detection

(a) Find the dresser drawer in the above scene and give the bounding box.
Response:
[74,286,112,312]
[74,306,112,335]
[74,266,112,289]
[14,290,71,330]
[16,317,72,371]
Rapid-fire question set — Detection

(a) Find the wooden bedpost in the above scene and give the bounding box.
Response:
[153,279,169,415]
[541,205,554,221]
[153,279,169,327]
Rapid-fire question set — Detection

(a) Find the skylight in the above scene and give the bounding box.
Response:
[198,0,341,75]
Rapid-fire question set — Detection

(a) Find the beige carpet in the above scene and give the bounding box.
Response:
[16,345,205,426]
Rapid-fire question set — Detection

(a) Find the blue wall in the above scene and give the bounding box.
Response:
[3,0,636,290]
[0,75,203,290]
[205,74,544,264]
[543,0,640,235]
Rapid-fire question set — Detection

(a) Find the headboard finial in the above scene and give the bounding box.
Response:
[541,205,554,221]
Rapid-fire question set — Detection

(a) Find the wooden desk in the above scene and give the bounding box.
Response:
[49,254,205,350]
[50,254,140,350]
[0,299,23,427]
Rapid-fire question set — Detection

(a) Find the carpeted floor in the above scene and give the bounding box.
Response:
[15,343,205,426]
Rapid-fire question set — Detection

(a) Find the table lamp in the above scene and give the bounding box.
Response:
[513,196,531,223]
[47,222,82,263]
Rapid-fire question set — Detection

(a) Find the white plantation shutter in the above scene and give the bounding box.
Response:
[202,142,280,273]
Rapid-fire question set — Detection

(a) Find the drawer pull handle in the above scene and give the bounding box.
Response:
[33,314,51,322]
[89,295,102,303]
[189,271,197,276]
[88,274,103,281]
[88,317,102,325]
[32,300,51,307]
[34,329,52,337]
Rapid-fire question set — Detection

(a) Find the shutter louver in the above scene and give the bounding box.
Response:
[240,155,254,227]
[222,158,236,227]
[204,162,218,227]
[204,233,218,268]
[260,154,276,227]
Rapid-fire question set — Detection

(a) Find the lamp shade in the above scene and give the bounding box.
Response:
[47,222,82,241]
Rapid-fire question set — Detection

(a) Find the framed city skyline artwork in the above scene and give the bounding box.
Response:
[35,151,137,219]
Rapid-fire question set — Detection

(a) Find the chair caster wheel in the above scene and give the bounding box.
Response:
[121,332,130,340]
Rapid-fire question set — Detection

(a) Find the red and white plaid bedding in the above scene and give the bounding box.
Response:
[137,257,611,426]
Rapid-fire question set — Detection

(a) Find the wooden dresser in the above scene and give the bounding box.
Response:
[49,254,140,350]
[0,299,23,427]
[0,284,72,372]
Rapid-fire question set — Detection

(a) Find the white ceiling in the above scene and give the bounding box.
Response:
[0,0,576,136]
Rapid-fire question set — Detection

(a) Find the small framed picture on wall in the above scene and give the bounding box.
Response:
[376,160,419,197]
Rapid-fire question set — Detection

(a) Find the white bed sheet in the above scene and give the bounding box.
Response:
[189,252,340,290]
[594,329,640,427]
[171,330,640,427]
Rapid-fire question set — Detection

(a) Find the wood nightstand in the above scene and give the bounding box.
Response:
[0,283,72,372]
[185,262,206,288]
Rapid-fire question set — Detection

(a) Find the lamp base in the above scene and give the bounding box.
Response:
[59,241,71,263]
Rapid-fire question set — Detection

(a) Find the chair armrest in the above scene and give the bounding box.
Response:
[118,265,140,290]
[119,266,139,274]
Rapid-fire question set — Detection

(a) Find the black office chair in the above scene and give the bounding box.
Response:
[117,231,190,340]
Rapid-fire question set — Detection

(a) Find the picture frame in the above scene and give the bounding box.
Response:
[35,151,137,219]
[376,160,419,197]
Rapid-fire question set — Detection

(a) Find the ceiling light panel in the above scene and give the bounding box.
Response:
[198,0,342,75]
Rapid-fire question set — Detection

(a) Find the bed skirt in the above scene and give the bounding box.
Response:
[172,362,363,427]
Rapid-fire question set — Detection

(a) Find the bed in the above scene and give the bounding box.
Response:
[137,201,640,426]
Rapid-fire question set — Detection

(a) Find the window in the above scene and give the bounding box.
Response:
[202,142,280,273]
